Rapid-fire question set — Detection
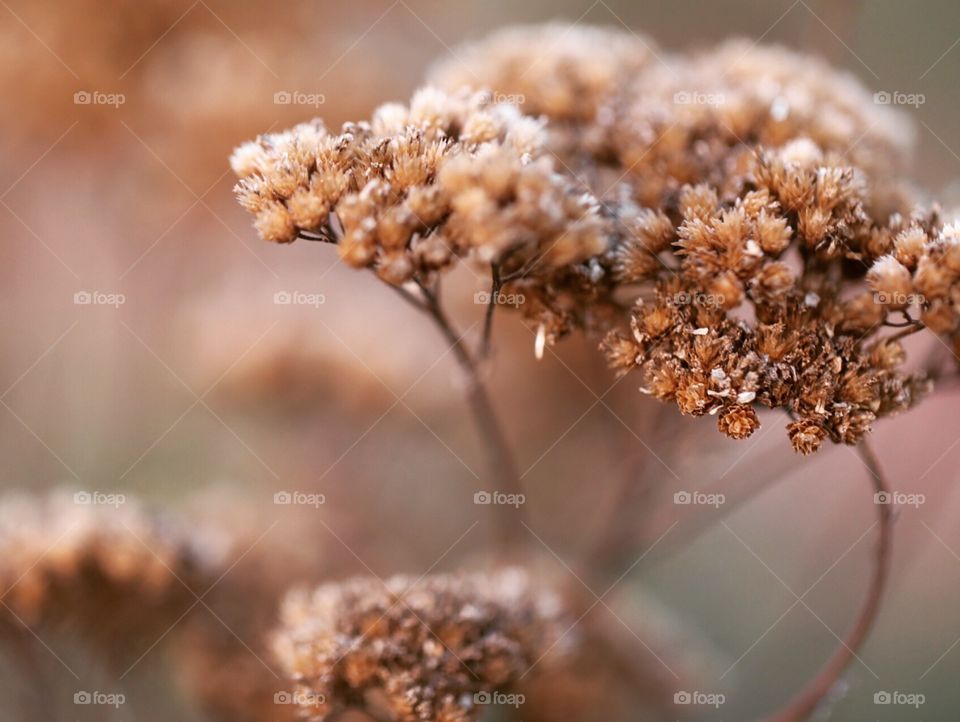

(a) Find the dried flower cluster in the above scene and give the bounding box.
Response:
[868,221,960,356]
[232,23,952,453]
[428,28,910,198]
[272,568,564,722]
[428,23,656,125]
[231,88,607,286]
[600,143,936,453]
[0,489,226,627]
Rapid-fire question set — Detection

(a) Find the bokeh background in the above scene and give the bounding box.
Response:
[1,0,959,720]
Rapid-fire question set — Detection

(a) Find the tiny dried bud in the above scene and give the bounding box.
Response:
[708,272,744,310]
[676,377,709,416]
[601,332,640,375]
[255,201,296,243]
[788,419,826,455]
[717,404,760,440]
[755,211,792,255]
[751,262,794,302]
[867,255,913,308]
[893,227,927,269]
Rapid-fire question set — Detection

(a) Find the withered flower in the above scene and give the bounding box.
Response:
[231,87,608,288]
[272,568,565,722]
[232,23,950,455]
[0,488,227,673]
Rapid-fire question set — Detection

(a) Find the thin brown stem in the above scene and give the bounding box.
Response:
[562,575,682,703]
[388,282,428,313]
[397,277,524,549]
[762,438,893,722]
[885,321,925,343]
[479,265,501,361]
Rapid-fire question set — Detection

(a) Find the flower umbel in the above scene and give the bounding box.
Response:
[272,568,565,722]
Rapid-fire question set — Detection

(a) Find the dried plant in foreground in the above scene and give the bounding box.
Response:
[273,568,564,722]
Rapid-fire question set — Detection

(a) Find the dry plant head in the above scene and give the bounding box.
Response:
[0,489,226,624]
[229,87,604,279]
[272,568,566,722]
[427,23,656,124]
[232,23,959,455]
[0,488,228,674]
[229,85,614,338]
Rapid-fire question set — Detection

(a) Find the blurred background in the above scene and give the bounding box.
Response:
[1,0,959,720]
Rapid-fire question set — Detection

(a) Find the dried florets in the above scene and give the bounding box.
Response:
[588,41,913,212]
[608,279,927,450]
[717,404,761,440]
[232,23,952,453]
[272,568,565,722]
[0,489,226,643]
[232,88,592,285]
[439,145,610,268]
[884,221,960,335]
[787,418,828,456]
[428,24,656,123]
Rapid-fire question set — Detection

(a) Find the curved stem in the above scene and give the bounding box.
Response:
[762,439,893,722]
[479,265,501,361]
[885,321,925,343]
[391,279,524,548]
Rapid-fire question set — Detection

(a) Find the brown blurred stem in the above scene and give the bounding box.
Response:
[2,626,46,722]
[480,264,502,361]
[762,438,893,722]
[390,277,523,547]
[885,321,925,342]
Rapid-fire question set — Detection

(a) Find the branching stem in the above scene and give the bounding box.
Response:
[391,277,524,548]
[762,438,893,722]
[480,264,502,361]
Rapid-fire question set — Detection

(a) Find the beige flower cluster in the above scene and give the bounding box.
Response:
[428,27,910,202]
[0,489,226,629]
[599,141,936,452]
[603,279,928,454]
[232,87,607,285]
[868,221,960,356]
[428,23,655,123]
[232,23,954,453]
[272,568,563,722]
